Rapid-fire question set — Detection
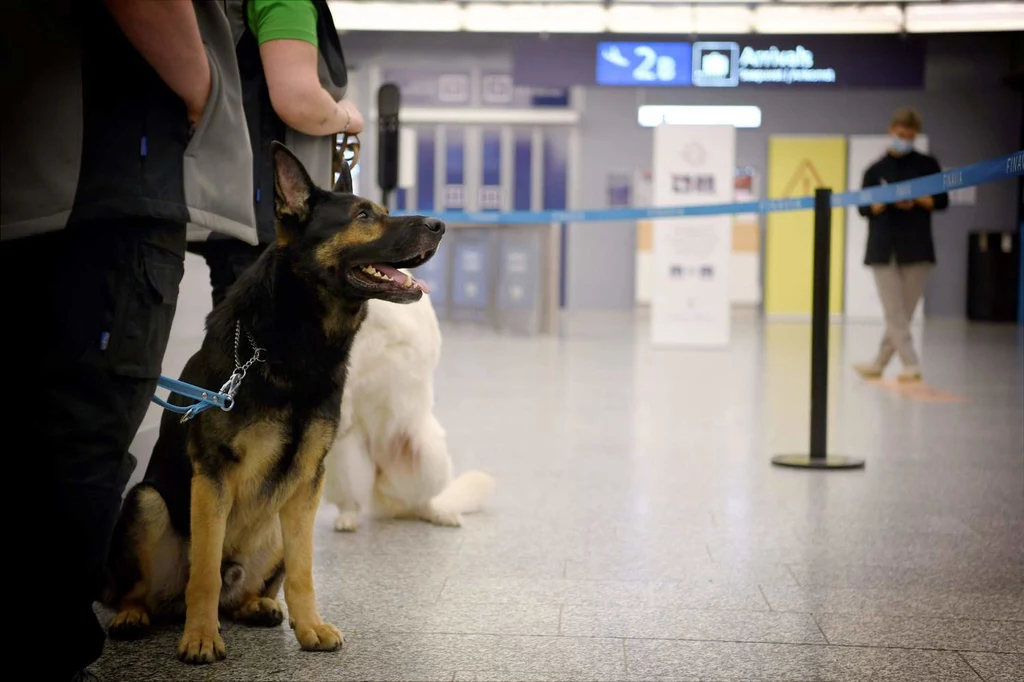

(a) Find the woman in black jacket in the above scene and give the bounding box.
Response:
[853,107,949,382]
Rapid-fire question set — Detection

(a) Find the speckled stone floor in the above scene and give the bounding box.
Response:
[93,255,1023,681]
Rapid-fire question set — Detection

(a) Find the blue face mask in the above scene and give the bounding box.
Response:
[890,136,914,155]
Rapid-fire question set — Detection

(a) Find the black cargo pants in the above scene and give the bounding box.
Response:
[2,219,185,679]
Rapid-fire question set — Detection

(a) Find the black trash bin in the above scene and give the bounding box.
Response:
[966,230,1021,322]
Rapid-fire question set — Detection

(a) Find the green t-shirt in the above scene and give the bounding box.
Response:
[247,0,318,48]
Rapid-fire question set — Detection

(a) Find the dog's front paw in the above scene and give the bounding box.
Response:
[233,597,284,627]
[177,628,226,664]
[295,621,344,651]
[108,605,151,640]
[333,511,360,532]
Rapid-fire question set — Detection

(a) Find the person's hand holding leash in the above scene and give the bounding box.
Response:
[338,99,364,134]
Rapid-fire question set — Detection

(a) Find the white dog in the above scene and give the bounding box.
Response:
[323,290,495,531]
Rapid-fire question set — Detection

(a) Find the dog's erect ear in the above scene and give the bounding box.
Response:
[271,141,315,223]
[333,163,353,194]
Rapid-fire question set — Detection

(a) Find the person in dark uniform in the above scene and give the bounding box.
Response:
[1,1,255,679]
[853,107,949,382]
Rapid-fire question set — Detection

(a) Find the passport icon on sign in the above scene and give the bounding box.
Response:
[692,41,739,87]
[702,52,730,78]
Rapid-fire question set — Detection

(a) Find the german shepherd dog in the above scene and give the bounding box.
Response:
[103,142,443,664]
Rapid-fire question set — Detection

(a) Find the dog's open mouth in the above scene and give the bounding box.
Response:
[348,248,436,294]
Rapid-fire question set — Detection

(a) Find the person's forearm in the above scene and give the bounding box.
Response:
[259,39,365,136]
[276,87,352,137]
[105,0,210,122]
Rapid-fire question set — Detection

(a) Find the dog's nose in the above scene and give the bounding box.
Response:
[423,217,445,234]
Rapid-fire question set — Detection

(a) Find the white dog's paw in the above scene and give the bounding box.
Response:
[421,505,463,528]
[333,511,360,532]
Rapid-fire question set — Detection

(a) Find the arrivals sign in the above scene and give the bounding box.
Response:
[693,42,837,87]
[516,35,925,89]
[598,41,844,88]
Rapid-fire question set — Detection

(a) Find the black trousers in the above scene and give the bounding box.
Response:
[187,238,266,308]
[3,219,185,679]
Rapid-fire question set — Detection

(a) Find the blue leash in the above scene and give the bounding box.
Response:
[152,375,235,421]
[151,321,265,422]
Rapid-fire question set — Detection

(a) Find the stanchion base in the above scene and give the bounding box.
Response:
[771,454,865,470]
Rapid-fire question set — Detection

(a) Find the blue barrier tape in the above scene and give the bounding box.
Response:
[394,150,1024,225]
[150,150,1023,418]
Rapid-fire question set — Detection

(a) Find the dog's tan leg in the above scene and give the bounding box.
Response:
[280,474,343,651]
[178,473,232,664]
[108,485,187,640]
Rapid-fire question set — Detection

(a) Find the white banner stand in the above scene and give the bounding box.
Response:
[845,135,928,323]
[651,124,736,347]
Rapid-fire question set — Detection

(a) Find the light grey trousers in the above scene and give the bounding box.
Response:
[871,258,932,368]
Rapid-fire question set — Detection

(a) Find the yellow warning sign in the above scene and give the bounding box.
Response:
[780,159,826,197]
[764,136,847,316]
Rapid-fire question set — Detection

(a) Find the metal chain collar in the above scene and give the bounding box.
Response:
[218,321,267,408]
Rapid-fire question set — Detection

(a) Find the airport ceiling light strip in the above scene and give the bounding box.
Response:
[328,1,1024,33]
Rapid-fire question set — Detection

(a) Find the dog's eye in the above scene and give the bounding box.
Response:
[356,210,369,220]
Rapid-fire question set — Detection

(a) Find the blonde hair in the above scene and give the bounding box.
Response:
[891,107,923,131]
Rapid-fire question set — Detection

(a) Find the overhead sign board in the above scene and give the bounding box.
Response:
[519,36,925,90]
[598,41,845,88]
[694,42,838,86]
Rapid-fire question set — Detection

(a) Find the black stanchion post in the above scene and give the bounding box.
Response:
[377,83,400,208]
[772,188,865,471]
[808,187,831,461]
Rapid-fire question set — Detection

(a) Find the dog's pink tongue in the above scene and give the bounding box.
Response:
[373,264,430,294]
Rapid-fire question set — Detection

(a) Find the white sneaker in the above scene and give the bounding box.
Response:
[898,366,922,382]
[853,362,884,379]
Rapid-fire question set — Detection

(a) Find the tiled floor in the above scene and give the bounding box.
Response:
[94,255,1023,681]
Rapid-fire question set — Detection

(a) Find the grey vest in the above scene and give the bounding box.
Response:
[1,0,258,246]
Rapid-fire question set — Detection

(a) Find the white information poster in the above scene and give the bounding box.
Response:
[651,125,736,346]
[845,135,928,323]
[634,168,654,305]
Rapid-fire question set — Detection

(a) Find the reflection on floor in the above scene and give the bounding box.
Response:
[95,255,1023,681]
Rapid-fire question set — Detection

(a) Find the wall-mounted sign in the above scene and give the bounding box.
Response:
[381,69,472,107]
[514,35,925,90]
[480,71,570,109]
[600,40,839,88]
[693,42,837,87]
[382,68,569,108]
[595,42,692,87]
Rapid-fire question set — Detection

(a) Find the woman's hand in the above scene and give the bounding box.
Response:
[339,100,364,135]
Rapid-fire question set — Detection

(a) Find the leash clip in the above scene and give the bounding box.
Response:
[218,371,245,411]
